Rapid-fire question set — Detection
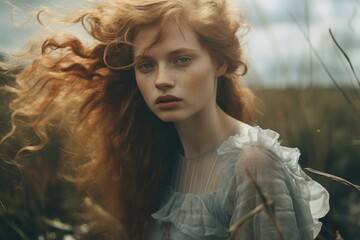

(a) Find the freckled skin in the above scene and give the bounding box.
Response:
[133,22,225,123]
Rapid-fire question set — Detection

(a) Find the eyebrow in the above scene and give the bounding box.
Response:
[134,48,196,61]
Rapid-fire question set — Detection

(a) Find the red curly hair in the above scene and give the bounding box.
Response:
[2,0,253,239]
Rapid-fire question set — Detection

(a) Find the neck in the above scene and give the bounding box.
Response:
[174,105,239,158]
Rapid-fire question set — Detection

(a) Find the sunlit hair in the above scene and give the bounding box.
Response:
[2,0,253,239]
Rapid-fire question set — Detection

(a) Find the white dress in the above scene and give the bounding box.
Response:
[145,122,330,239]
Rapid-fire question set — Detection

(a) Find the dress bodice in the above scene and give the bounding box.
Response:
[145,123,330,240]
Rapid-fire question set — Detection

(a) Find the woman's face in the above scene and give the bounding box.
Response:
[133,21,225,123]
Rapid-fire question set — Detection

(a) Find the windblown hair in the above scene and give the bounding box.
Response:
[2,0,253,239]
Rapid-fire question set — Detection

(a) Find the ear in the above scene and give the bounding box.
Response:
[215,62,227,77]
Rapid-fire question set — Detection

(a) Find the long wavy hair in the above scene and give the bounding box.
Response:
[2,0,253,239]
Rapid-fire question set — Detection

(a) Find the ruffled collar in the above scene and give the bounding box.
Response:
[151,123,330,239]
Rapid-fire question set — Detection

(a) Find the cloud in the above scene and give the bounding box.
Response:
[241,0,360,87]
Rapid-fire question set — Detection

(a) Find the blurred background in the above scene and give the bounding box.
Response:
[0,0,359,239]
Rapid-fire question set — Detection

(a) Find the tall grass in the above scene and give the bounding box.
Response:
[249,0,360,238]
[253,87,360,239]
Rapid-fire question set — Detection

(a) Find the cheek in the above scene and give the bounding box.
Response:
[135,75,146,94]
[137,84,148,99]
[135,73,142,90]
[189,69,216,95]
[136,78,153,104]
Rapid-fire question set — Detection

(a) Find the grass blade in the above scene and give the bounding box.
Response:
[0,201,31,240]
[245,169,283,239]
[329,29,360,87]
[229,204,265,240]
[289,14,358,114]
[229,169,284,240]
[305,168,360,192]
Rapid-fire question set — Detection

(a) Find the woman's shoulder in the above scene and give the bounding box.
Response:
[216,122,329,239]
[217,122,307,186]
[218,122,299,164]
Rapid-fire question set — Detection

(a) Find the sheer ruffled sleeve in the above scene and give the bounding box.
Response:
[147,125,329,240]
[217,126,329,240]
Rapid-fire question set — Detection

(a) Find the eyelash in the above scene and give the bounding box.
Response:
[137,62,155,70]
[174,56,192,64]
[136,56,192,72]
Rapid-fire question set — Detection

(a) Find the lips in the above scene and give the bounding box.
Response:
[156,95,181,104]
[155,95,182,110]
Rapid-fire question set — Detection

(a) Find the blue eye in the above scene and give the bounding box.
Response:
[137,62,156,71]
[174,57,192,65]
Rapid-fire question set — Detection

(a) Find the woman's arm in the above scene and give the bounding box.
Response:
[229,145,314,240]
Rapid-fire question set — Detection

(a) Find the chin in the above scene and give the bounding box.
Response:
[157,116,184,123]
[155,112,187,123]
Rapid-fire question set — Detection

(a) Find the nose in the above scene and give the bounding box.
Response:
[155,65,174,90]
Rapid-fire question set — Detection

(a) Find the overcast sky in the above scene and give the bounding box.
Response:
[0,0,359,87]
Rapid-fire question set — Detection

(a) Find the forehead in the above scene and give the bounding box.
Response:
[133,21,204,57]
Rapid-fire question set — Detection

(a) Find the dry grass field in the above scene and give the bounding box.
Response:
[254,88,360,240]
[1,64,359,239]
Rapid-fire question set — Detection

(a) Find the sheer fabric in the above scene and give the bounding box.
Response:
[175,137,225,194]
[145,122,329,240]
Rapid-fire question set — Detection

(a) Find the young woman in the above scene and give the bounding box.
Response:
[2,0,329,239]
